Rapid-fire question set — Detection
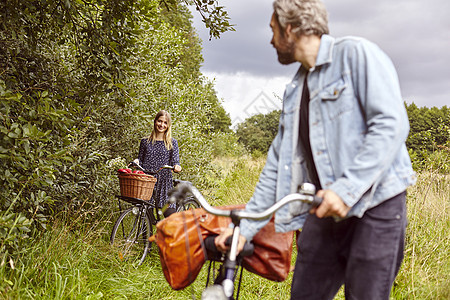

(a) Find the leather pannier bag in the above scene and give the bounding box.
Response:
[149,205,294,290]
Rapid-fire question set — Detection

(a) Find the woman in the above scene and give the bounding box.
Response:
[138,110,182,217]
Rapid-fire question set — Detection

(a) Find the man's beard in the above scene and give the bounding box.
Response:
[276,40,296,65]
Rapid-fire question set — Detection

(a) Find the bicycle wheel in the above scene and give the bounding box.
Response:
[176,197,200,212]
[110,206,153,265]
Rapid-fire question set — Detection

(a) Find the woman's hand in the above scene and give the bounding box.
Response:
[174,164,182,173]
[215,227,247,254]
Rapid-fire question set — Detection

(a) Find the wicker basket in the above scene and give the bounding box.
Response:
[118,173,157,200]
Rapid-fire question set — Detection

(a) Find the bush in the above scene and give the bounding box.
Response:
[0,0,234,260]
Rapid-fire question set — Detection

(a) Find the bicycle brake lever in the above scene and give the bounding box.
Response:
[128,159,144,171]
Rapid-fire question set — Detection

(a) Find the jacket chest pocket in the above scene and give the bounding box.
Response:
[319,77,354,120]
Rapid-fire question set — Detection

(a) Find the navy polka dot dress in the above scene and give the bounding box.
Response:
[138,138,180,208]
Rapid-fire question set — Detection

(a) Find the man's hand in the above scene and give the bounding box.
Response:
[214,227,247,254]
[310,189,350,218]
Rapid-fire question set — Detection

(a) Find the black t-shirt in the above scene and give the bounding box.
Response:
[299,73,322,190]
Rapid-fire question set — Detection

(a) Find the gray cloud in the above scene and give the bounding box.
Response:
[192,0,449,108]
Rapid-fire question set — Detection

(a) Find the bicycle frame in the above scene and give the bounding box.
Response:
[169,181,322,299]
[111,162,199,266]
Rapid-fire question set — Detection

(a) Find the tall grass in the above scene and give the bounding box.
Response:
[0,155,448,299]
[211,155,266,206]
[393,171,449,299]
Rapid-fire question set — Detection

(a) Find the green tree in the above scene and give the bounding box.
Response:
[405,102,450,171]
[209,104,232,133]
[0,0,233,258]
[161,0,235,39]
[236,110,281,154]
[406,103,449,150]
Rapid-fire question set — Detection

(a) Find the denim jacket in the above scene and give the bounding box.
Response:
[240,35,416,242]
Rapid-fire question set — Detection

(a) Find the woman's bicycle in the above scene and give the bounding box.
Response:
[110,161,199,265]
[169,181,322,300]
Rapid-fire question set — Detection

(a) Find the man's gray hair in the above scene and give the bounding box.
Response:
[273,0,329,36]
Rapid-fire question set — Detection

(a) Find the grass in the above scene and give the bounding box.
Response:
[0,155,448,299]
[392,171,450,299]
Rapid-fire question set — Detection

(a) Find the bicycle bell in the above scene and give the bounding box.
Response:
[300,183,316,195]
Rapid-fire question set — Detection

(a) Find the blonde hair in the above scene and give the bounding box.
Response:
[148,110,173,150]
[273,0,329,37]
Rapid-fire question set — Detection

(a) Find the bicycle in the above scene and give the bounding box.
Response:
[169,181,322,300]
[110,161,200,265]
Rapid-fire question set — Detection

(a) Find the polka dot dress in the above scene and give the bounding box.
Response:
[138,138,180,208]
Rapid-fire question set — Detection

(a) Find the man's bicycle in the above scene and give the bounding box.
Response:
[169,181,322,300]
[110,161,199,265]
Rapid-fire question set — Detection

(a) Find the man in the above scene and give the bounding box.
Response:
[216,0,416,299]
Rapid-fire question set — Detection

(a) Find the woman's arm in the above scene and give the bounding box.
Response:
[171,139,181,173]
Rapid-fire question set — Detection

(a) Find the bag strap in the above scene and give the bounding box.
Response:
[192,208,208,260]
[181,209,208,287]
[181,211,193,284]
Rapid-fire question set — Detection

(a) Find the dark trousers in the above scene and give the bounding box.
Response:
[291,192,407,300]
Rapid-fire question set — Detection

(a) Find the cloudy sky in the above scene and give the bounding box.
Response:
[190,0,450,126]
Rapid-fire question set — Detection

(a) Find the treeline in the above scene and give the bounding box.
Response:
[0,0,236,259]
[236,104,450,172]
[405,103,450,171]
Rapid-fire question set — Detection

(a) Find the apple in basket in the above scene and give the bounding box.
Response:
[117,168,132,173]
[133,170,145,174]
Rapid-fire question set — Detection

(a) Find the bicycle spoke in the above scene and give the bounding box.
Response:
[118,215,142,259]
[111,207,152,265]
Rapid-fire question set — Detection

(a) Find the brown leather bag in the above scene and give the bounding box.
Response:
[149,205,294,290]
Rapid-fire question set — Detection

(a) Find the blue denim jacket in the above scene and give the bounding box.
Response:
[240,35,416,241]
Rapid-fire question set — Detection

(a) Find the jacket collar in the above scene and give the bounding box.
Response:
[289,34,335,87]
[315,34,334,67]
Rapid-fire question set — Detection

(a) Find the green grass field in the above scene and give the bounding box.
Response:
[1,156,448,299]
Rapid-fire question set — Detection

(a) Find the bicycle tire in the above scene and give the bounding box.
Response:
[176,197,200,212]
[110,206,153,265]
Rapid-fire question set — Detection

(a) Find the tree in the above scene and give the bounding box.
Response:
[235,110,281,154]
[405,102,450,171]
[161,0,235,39]
[406,103,450,151]
[0,0,233,258]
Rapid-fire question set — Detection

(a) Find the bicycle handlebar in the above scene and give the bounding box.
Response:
[128,160,174,175]
[169,181,323,221]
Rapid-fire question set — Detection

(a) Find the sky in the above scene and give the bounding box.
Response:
[190,0,450,127]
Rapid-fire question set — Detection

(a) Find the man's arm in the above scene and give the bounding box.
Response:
[329,39,410,208]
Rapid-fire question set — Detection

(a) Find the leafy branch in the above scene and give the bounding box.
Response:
[161,0,235,39]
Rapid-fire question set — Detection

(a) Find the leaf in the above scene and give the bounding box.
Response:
[23,140,31,154]
[7,132,18,139]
